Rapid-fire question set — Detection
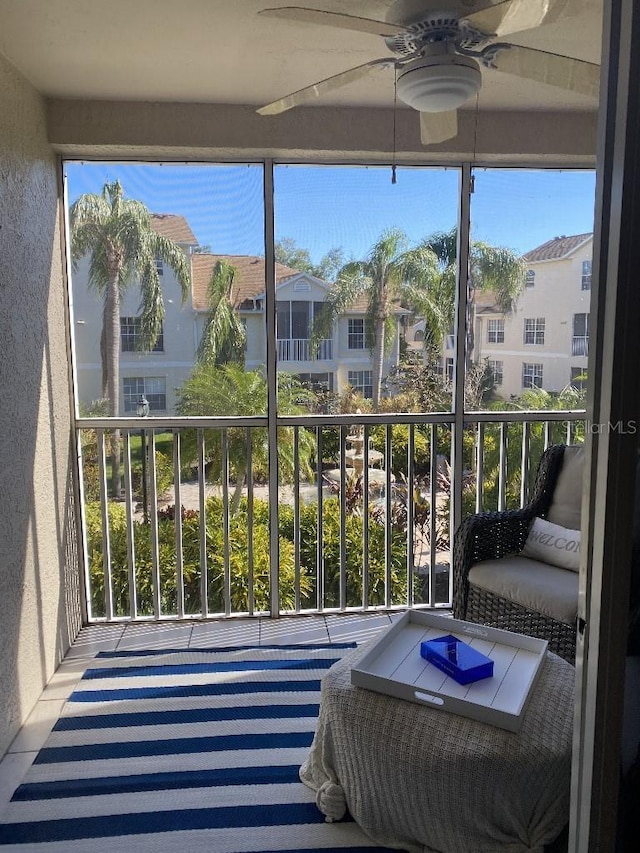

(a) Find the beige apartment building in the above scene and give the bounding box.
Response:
[475,233,593,400]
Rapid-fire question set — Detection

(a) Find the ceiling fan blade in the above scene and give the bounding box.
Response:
[257,59,395,116]
[420,110,458,145]
[258,7,409,37]
[491,44,599,98]
[465,0,584,38]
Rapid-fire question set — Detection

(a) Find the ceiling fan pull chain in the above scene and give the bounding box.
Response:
[392,64,398,184]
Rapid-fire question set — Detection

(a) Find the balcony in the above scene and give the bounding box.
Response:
[76,409,585,624]
[572,335,589,356]
[277,338,332,362]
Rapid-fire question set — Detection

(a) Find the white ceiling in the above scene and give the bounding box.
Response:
[0,0,603,114]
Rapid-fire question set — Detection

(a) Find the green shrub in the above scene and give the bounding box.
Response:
[85,498,309,617]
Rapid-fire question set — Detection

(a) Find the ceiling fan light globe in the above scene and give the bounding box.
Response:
[397,56,482,112]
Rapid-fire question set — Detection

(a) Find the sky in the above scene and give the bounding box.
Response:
[64,161,597,263]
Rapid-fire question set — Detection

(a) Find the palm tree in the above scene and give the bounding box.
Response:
[70,180,191,496]
[176,364,315,515]
[196,259,246,366]
[312,228,441,408]
[419,228,526,366]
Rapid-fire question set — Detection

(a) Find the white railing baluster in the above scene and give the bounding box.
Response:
[498,422,508,511]
[148,430,161,619]
[475,422,485,513]
[293,425,301,614]
[316,426,324,612]
[122,431,137,619]
[173,430,185,619]
[339,425,347,611]
[221,429,231,616]
[362,425,370,610]
[429,425,438,606]
[97,428,114,621]
[521,422,532,507]
[246,427,255,616]
[385,424,393,609]
[407,424,415,608]
[198,428,208,617]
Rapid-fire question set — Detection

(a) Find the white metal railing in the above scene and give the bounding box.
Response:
[277,338,332,361]
[75,409,585,623]
[572,336,589,356]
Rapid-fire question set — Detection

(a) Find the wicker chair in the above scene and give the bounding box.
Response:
[453,444,580,663]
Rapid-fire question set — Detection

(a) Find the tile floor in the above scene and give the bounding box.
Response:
[0,611,403,814]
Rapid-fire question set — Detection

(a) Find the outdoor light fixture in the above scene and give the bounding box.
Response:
[396,54,481,113]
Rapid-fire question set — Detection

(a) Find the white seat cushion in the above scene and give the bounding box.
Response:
[469,555,579,625]
[546,444,584,530]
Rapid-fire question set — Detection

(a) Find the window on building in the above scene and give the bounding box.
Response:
[581,259,592,290]
[522,363,543,389]
[155,258,164,276]
[487,359,503,386]
[348,369,373,399]
[572,313,589,356]
[487,319,504,343]
[123,377,167,412]
[524,317,545,345]
[525,269,535,287]
[297,372,333,393]
[348,318,366,350]
[120,317,164,352]
[413,328,424,343]
[570,367,588,391]
[444,357,454,383]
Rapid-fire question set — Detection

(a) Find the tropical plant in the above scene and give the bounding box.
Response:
[196,259,246,366]
[418,228,526,365]
[275,237,346,281]
[175,364,316,513]
[311,228,441,408]
[70,180,191,495]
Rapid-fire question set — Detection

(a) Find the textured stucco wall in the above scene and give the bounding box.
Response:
[0,53,83,757]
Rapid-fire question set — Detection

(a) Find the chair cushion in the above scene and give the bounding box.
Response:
[469,556,579,625]
[521,516,581,571]
[546,444,584,530]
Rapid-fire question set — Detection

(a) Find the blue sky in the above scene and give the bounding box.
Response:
[64,161,596,262]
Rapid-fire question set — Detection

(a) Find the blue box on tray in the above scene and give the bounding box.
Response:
[420,634,494,685]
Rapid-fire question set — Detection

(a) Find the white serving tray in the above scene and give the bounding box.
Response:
[350,610,548,732]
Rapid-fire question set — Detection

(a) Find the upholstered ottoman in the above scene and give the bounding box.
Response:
[301,642,574,853]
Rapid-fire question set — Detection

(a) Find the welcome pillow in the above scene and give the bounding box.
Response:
[521,516,581,571]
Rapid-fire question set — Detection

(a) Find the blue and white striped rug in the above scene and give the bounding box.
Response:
[0,643,395,852]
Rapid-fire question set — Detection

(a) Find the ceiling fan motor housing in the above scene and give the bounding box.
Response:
[396,54,482,112]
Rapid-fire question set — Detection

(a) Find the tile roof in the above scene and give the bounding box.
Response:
[191,253,410,316]
[191,254,300,310]
[151,214,198,245]
[523,233,592,263]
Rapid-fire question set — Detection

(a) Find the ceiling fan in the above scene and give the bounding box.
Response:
[256,0,600,145]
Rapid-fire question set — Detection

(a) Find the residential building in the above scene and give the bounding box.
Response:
[71,214,198,414]
[73,232,406,412]
[474,234,593,399]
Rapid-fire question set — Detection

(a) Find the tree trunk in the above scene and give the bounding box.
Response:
[372,315,386,410]
[105,272,121,498]
[100,301,109,399]
[465,285,476,371]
